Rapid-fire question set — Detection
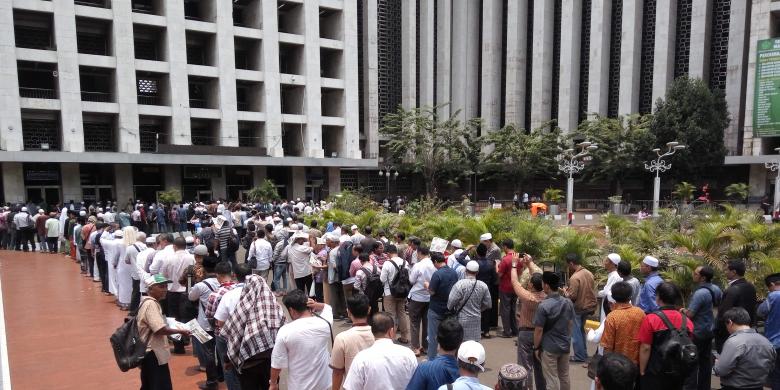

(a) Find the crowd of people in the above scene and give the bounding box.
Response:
[11,197,780,390]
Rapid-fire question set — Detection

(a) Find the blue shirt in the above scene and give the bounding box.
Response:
[639,273,663,313]
[758,290,780,348]
[437,376,492,390]
[429,266,459,315]
[687,282,722,338]
[406,354,459,390]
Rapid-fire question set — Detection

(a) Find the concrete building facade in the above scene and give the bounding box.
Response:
[0,0,372,206]
[363,0,775,197]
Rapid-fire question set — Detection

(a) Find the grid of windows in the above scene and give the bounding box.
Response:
[22,119,61,151]
[709,0,731,91]
[551,0,562,123]
[578,0,592,123]
[638,0,657,114]
[607,0,623,118]
[377,0,402,125]
[674,0,693,79]
[83,122,115,152]
[524,0,534,131]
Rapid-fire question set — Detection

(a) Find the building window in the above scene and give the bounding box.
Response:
[76,17,112,56]
[639,0,657,114]
[578,0,592,123]
[524,0,534,131]
[80,66,114,102]
[551,0,562,123]
[13,10,54,50]
[607,0,623,118]
[83,115,116,152]
[377,0,402,127]
[137,73,167,106]
[709,0,730,91]
[22,114,61,151]
[674,0,693,79]
[17,61,58,99]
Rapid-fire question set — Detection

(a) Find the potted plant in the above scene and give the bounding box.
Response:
[543,188,564,216]
[725,182,749,209]
[608,195,623,215]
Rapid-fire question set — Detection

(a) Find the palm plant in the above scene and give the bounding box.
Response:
[543,188,564,204]
[510,218,556,259]
[670,221,731,271]
[547,228,602,268]
[246,179,279,202]
[601,213,634,245]
[661,255,701,303]
[673,181,696,203]
[724,183,749,204]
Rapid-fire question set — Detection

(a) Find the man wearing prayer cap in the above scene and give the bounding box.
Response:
[599,253,623,320]
[638,256,663,313]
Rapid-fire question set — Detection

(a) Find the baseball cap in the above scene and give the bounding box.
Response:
[144,274,172,287]
[457,340,486,372]
[193,244,209,256]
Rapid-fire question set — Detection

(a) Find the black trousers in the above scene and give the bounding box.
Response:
[641,372,685,390]
[16,228,33,251]
[129,279,141,316]
[140,351,172,390]
[46,237,58,253]
[238,350,273,390]
[163,291,189,353]
[294,274,313,294]
[96,252,109,293]
[499,290,518,336]
[684,335,713,390]
[87,251,96,277]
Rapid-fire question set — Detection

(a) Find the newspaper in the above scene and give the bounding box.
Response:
[165,317,212,343]
[430,237,449,254]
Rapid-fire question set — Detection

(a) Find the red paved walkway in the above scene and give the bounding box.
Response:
[0,251,213,389]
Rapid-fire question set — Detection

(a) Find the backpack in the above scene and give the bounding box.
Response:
[388,260,412,298]
[337,241,354,281]
[226,231,240,253]
[652,310,698,376]
[109,315,147,372]
[364,264,383,301]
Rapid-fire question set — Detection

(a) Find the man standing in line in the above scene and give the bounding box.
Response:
[479,233,501,331]
[406,318,463,390]
[638,256,663,314]
[408,246,435,356]
[13,206,34,252]
[598,253,623,322]
[426,251,458,358]
[758,272,780,390]
[600,282,645,366]
[562,253,596,363]
[715,260,758,352]
[45,212,60,254]
[34,209,48,252]
[533,271,574,390]
[510,254,546,390]
[440,341,493,390]
[154,236,195,354]
[681,265,722,390]
[379,244,410,343]
[330,294,375,390]
[248,229,273,278]
[714,307,777,390]
[497,239,518,338]
[619,260,641,306]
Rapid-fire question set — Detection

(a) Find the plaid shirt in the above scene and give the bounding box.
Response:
[205,281,236,321]
[222,275,286,372]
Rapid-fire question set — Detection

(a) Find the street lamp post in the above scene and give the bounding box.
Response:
[644,141,686,217]
[764,147,780,215]
[378,165,399,199]
[558,141,598,224]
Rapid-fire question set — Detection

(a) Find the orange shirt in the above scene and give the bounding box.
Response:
[599,303,645,365]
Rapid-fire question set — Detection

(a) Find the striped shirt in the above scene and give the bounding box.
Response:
[516,288,546,329]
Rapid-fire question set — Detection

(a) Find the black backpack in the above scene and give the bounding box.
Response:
[109,315,147,372]
[226,231,240,253]
[388,260,412,298]
[653,310,698,376]
[364,264,383,301]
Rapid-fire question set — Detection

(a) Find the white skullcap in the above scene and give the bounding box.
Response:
[451,239,463,249]
[479,233,492,241]
[642,255,659,268]
[607,253,621,265]
[351,225,358,231]
[466,261,480,273]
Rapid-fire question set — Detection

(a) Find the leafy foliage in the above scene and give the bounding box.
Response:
[157,189,182,205]
[327,189,382,215]
[673,182,696,202]
[246,179,280,202]
[724,183,749,202]
[543,188,564,203]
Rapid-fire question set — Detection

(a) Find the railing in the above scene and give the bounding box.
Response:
[19,87,57,99]
[237,101,249,111]
[77,34,109,56]
[131,0,154,13]
[81,91,112,102]
[134,39,160,60]
[15,27,53,50]
[189,98,207,108]
[137,95,163,105]
[74,0,108,8]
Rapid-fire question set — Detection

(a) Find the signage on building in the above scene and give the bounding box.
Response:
[754,38,780,137]
[25,170,59,182]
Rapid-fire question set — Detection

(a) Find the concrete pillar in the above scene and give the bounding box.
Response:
[618,0,643,116]
[531,0,554,129]
[215,0,238,147]
[2,162,25,204]
[419,0,435,107]
[361,0,379,158]
[731,0,755,156]
[53,0,84,152]
[290,166,306,200]
[688,0,712,80]
[60,163,82,203]
[401,0,416,109]
[211,167,227,200]
[481,0,503,132]
[588,0,612,116]
[261,0,283,157]
[252,166,267,187]
[112,0,140,153]
[557,0,582,133]
[114,164,134,206]
[505,0,528,128]
[749,164,768,197]
[651,0,678,108]
[164,0,191,145]
[0,0,23,152]
[343,0,361,159]
[303,1,323,158]
[163,165,181,192]
[435,0,452,119]
[451,0,480,122]
[327,167,341,195]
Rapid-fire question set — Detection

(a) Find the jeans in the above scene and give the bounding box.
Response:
[193,332,222,387]
[540,351,570,390]
[518,330,546,390]
[499,291,518,336]
[426,310,442,358]
[571,312,588,361]
[215,335,241,390]
[37,233,47,252]
[272,263,288,292]
[163,291,189,353]
[408,299,429,351]
[140,351,172,390]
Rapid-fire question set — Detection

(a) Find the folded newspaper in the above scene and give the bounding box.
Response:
[165,317,213,343]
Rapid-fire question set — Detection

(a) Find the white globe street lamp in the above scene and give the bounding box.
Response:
[644,141,686,217]
[378,165,399,199]
[558,141,598,224]
[764,147,780,216]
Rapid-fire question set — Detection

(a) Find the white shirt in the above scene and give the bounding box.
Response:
[149,244,175,275]
[408,257,436,302]
[342,338,418,390]
[599,270,624,321]
[447,249,469,279]
[379,256,406,296]
[214,285,244,322]
[248,238,273,271]
[135,248,155,292]
[288,243,313,279]
[271,305,333,390]
[131,210,141,222]
[155,249,195,293]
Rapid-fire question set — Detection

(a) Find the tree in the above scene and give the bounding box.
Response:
[157,189,182,205]
[724,183,749,204]
[674,181,696,203]
[246,179,280,203]
[479,122,562,190]
[575,114,656,195]
[380,105,481,197]
[650,77,729,179]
